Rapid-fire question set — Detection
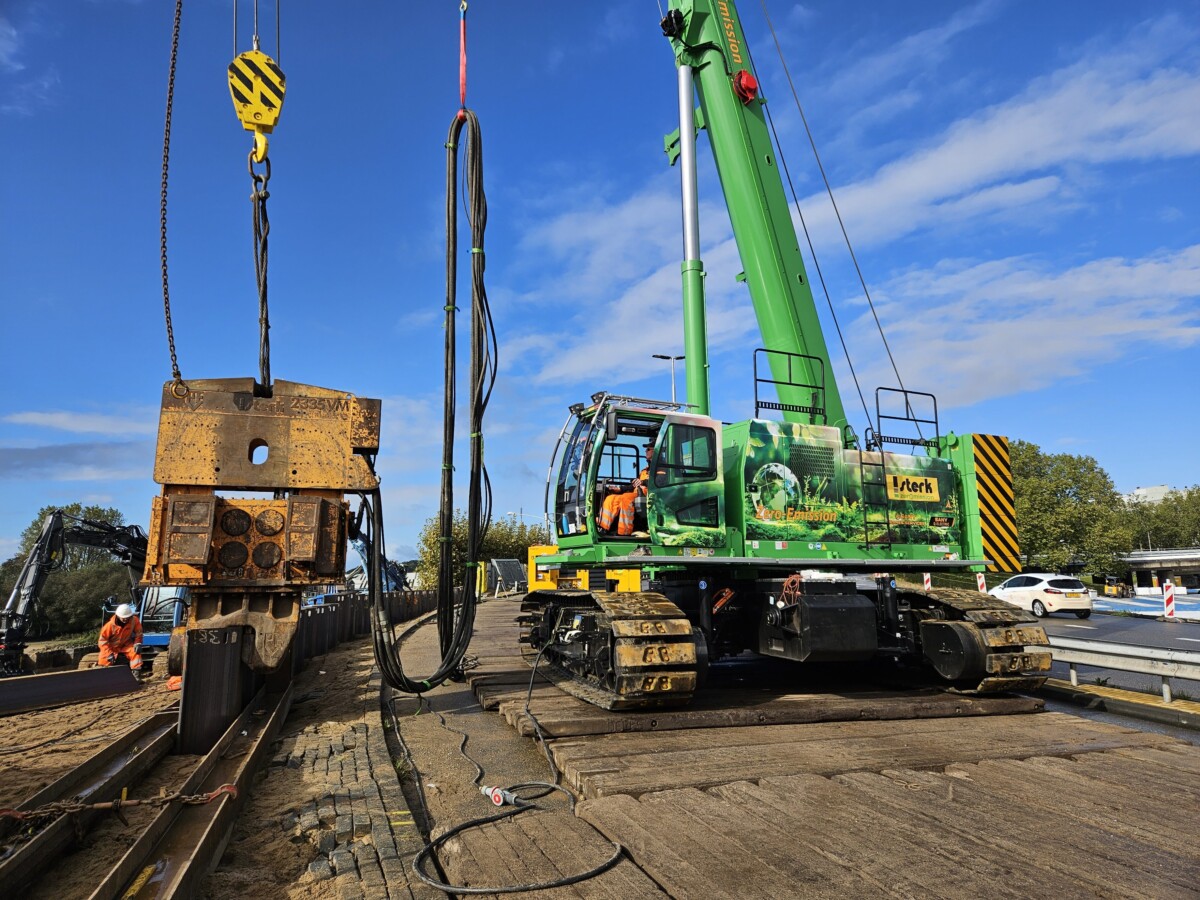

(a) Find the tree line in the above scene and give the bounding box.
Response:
[1011,440,1199,574]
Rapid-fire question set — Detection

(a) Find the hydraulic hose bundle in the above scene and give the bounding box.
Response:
[370,104,495,694]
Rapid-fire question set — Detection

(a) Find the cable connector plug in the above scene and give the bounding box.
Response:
[480,785,519,807]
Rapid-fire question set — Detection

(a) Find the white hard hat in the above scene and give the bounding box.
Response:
[115,603,135,619]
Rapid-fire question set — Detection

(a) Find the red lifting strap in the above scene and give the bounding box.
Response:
[459,2,468,110]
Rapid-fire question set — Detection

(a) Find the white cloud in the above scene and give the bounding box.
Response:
[4,410,157,436]
[0,17,22,73]
[1,67,58,116]
[822,0,1000,102]
[854,245,1200,407]
[0,441,154,481]
[799,22,1200,248]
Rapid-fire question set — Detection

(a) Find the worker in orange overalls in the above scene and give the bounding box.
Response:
[98,602,143,674]
[599,443,653,536]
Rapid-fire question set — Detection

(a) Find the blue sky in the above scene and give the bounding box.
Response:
[2,0,1198,562]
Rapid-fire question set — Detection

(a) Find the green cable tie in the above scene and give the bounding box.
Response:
[421,679,433,689]
[470,247,484,254]
[442,464,455,470]
[444,141,457,150]
[444,304,459,311]
[464,561,479,569]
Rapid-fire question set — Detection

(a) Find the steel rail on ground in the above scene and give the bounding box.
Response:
[0,709,179,895]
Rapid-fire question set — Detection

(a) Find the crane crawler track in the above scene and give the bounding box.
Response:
[901,583,1052,693]
[520,590,699,710]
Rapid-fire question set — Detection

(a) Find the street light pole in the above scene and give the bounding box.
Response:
[652,354,685,404]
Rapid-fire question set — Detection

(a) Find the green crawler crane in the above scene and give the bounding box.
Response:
[522,0,1048,710]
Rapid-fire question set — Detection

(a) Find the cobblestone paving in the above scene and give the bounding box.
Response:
[204,643,440,899]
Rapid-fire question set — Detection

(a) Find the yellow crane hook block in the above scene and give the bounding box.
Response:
[228,49,286,162]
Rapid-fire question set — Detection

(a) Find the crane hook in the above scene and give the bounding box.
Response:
[228,49,286,164]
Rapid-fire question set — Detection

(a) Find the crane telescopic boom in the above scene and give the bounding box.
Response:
[663,0,848,434]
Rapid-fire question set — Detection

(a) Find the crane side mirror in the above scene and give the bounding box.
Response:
[605,411,619,442]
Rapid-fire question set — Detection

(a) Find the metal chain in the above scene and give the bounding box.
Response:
[250,152,271,388]
[160,0,184,387]
[0,784,237,824]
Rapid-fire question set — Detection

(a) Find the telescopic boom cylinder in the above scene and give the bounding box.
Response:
[677,64,711,416]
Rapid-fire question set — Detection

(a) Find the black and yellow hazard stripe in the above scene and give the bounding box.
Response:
[973,434,1020,573]
[228,50,286,131]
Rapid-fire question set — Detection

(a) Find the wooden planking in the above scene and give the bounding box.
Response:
[1018,750,1200,808]
[576,793,783,900]
[549,713,1179,797]
[725,775,1081,899]
[546,709,1167,758]
[840,766,1198,898]
[496,689,1042,738]
[946,757,1196,845]
[512,809,667,899]
[580,778,1045,900]
[1108,742,1200,777]
[438,810,663,899]
[579,765,1200,900]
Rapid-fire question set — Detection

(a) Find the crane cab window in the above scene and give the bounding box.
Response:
[596,442,643,485]
[654,424,717,487]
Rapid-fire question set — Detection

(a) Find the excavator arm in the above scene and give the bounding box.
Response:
[1,511,149,675]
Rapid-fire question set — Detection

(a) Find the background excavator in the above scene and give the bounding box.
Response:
[523,0,1051,709]
[0,509,184,675]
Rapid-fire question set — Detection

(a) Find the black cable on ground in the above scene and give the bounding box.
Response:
[410,780,623,896]
[386,615,622,895]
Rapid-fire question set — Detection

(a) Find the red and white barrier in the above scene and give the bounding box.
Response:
[1164,581,1176,619]
[976,573,987,593]
[922,572,931,591]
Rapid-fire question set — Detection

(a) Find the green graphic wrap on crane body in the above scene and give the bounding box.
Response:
[739,420,962,547]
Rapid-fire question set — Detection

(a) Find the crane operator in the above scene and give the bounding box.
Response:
[599,442,654,536]
[98,601,144,676]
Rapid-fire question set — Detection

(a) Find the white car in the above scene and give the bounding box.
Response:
[989,573,1093,619]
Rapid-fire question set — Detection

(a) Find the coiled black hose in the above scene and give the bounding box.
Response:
[370,108,495,694]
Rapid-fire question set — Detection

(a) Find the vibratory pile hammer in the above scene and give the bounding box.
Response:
[142,379,380,748]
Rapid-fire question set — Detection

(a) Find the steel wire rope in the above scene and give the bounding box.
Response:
[758,0,907,393]
[737,5,873,439]
[159,0,184,387]
[233,0,280,389]
[757,0,923,440]
[250,154,272,387]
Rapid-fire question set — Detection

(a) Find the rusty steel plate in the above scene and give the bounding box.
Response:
[151,378,380,491]
[0,666,140,716]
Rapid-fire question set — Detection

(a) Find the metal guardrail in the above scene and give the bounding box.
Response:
[1043,636,1200,702]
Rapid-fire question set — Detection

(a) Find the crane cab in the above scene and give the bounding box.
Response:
[550,395,726,552]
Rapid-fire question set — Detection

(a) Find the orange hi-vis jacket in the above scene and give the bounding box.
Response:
[99,614,143,669]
